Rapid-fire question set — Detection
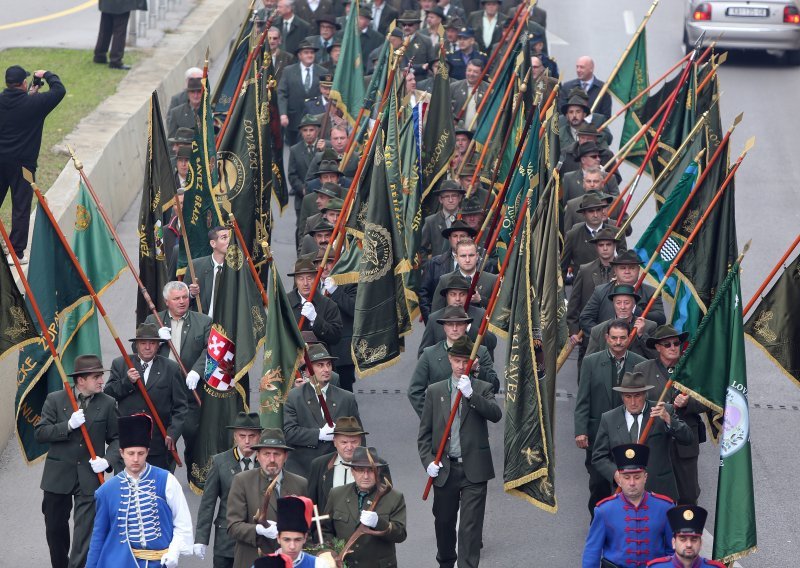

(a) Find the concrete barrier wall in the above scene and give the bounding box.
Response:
[0,0,250,453]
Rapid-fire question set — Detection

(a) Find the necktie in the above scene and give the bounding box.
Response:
[582,81,590,92]
[629,413,640,442]
[141,361,149,385]
[284,21,290,36]
[357,490,369,511]
[78,393,89,411]
[242,457,251,471]
[304,67,312,91]
[308,144,314,155]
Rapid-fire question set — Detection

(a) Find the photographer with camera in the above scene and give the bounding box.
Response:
[0,66,65,264]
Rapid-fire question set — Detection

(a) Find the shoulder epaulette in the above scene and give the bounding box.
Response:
[595,493,619,507]
[650,492,675,504]
[646,557,670,567]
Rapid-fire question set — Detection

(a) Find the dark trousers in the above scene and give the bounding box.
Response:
[94,11,131,65]
[585,448,612,517]
[671,443,700,505]
[0,163,34,256]
[213,555,234,568]
[336,364,355,392]
[42,490,95,568]
[432,461,487,568]
[182,403,201,481]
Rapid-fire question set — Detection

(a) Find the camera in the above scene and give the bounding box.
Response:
[32,75,44,88]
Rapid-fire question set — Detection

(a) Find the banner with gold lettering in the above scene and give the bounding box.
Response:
[15,206,92,464]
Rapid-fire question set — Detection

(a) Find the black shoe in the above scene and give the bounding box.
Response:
[93,57,108,64]
[109,63,131,70]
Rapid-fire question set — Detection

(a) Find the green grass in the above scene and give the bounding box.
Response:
[0,48,142,226]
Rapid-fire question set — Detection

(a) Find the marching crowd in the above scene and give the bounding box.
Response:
[0,0,731,566]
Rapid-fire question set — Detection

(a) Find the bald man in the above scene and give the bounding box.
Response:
[558,56,612,119]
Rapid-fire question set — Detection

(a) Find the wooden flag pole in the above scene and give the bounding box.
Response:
[172,187,203,314]
[590,0,660,114]
[742,234,800,318]
[67,147,202,406]
[23,169,184,467]
[228,215,268,308]
[0,220,105,485]
[635,114,743,289]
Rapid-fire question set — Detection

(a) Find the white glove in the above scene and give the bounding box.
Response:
[427,461,441,477]
[319,422,336,442]
[323,277,338,294]
[193,543,206,559]
[360,510,379,528]
[160,549,179,568]
[158,326,172,341]
[301,301,317,323]
[68,409,85,430]
[457,375,473,399]
[89,457,109,473]
[185,370,201,390]
[256,521,278,539]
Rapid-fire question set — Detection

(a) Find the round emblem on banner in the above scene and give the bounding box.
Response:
[720,385,749,459]
[225,243,244,270]
[360,222,392,283]
[75,204,91,231]
[625,448,635,459]
[683,509,694,521]
[216,151,246,202]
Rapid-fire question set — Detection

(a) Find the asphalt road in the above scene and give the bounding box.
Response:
[0,0,798,566]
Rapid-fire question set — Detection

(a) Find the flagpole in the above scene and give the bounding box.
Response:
[66,149,203,406]
[613,114,709,238]
[228,215,269,308]
[635,114,743,289]
[210,0,258,108]
[23,170,184,467]
[216,11,276,148]
[423,174,548,500]
[172,187,204,313]
[0,220,106,485]
[598,51,690,131]
[631,139,753,446]
[743,234,800,318]
[590,0,660,115]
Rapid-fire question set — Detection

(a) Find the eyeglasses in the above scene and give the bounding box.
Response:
[659,340,682,348]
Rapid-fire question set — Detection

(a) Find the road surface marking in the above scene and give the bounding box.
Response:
[0,0,97,31]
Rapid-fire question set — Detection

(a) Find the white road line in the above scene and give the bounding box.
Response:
[546,29,569,46]
[623,10,637,35]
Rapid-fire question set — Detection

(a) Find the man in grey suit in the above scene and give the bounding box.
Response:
[397,10,435,79]
[35,355,119,568]
[105,323,188,470]
[561,192,628,279]
[592,372,693,502]
[409,306,498,417]
[566,227,618,370]
[166,76,202,140]
[145,280,211,477]
[283,344,362,477]
[278,40,327,146]
[275,0,312,56]
[419,272,497,358]
[288,114,322,226]
[558,55,613,120]
[307,416,367,511]
[429,238,498,315]
[194,411,263,568]
[635,325,707,505]
[418,335,502,568]
[584,285,658,360]
[188,226,230,319]
[580,249,667,335]
[449,59,488,126]
[574,320,647,515]
[226,429,310,568]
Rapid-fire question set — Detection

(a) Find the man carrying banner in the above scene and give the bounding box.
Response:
[35,355,119,568]
[105,323,188,471]
[647,505,726,568]
[188,226,231,319]
[419,181,467,261]
[584,285,658,359]
[417,335,502,568]
[419,220,476,322]
[582,443,674,568]
[144,281,211,470]
[86,413,193,568]
[194,411,263,568]
[287,257,343,348]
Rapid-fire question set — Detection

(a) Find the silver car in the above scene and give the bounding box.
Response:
[683,0,800,62]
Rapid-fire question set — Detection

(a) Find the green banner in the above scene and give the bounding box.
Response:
[330,0,365,126]
[0,253,37,362]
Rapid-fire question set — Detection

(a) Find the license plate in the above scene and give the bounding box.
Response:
[726,6,769,16]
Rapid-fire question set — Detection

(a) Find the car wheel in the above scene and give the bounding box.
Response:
[787,49,800,66]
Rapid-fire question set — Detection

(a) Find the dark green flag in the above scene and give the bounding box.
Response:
[260,259,305,428]
[351,126,412,377]
[178,75,223,274]
[15,206,92,463]
[744,250,800,388]
[189,228,265,492]
[503,198,557,512]
[672,264,757,563]
[609,28,649,168]
[263,44,289,212]
[211,13,253,119]
[217,62,274,265]
[0,254,37,362]
[420,44,455,201]
[138,92,176,324]
[330,0,365,126]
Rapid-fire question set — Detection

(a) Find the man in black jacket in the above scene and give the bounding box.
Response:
[0,66,65,262]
